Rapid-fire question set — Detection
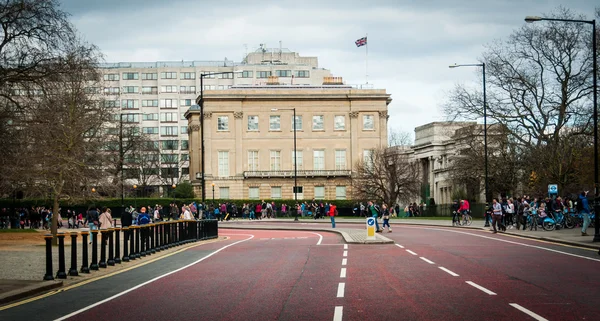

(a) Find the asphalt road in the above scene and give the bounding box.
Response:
[1,224,598,321]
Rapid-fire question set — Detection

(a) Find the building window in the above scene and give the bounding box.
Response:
[217,116,229,131]
[180,72,196,79]
[160,126,178,136]
[181,126,188,134]
[270,115,280,131]
[335,150,346,170]
[363,115,374,130]
[292,150,303,170]
[247,115,259,131]
[217,73,233,79]
[160,112,177,122]
[181,154,189,161]
[180,86,196,94]
[314,186,325,200]
[142,100,158,107]
[121,114,140,123]
[142,127,158,134]
[122,72,139,80]
[161,140,178,150]
[104,74,119,81]
[122,86,138,93]
[161,85,177,93]
[220,187,230,199]
[313,150,325,170]
[104,87,119,94]
[271,186,282,199]
[142,113,158,121]
[142,86,158,95]
[240,71,253,78]
[142,73,158,80]
[160,72,177,79]
[248,151,259,171]
[159,99,177,108]
[160,154,178,164]
[161,168,179,178]
[295,70,310,78]
[121,100,139,109]
[181,140,189,149]
[312,115,324,130]
[248,187,259,199]
[275,70,292,77]
[336,186,347,200]
[363,149,373,169]
[270,150,281,171]
[218,151,229,177]
[104,100,118,108]
[292,115,302,131]
[182,167,189,175]
[334,115,345,130]
[257,71,271,78]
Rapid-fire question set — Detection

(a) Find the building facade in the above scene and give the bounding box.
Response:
[186,84,391,200]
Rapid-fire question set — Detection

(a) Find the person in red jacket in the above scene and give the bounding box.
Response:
[329,203,337,228]
[459,199,470,222]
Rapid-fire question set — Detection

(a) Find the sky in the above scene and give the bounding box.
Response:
[59,0,598,141]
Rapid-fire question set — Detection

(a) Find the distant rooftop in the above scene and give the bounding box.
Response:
[98,60,242,69]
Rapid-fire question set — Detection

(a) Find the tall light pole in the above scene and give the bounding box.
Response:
[199,70,242,206]
[212,183,215,202]
[271,108,298,221]
[525,16,598,242]
[449,63,488,223]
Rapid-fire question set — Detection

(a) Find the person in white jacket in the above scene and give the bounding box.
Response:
[182,206,193,220]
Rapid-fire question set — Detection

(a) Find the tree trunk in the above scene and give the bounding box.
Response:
[51,195,59,246]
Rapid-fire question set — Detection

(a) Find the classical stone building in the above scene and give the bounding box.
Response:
[185,82,391,200]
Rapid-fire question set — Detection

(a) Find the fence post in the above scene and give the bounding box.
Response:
[99,230,107,268]
[134,225,140,259]
[80,231,90,273]
[56,233,67,279]
[122,227,130,262]
[43,234,54,280]
[150,224,156,254]
[114,227,121,264]
[129,226,136,260]
[68,232,78,276]
[90,230,99,270]
[141,225,147,257]
[107,228,115,266]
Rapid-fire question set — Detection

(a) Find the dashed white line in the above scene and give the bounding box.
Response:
[395,244,404,248]
[406,249,417,255]
[466,281,496,295]
[438,267,459,277]
[340,268,346,278]
[336,282,345,298]
[509,303,549,321]
[344,244,348,250]
[419,257,435,264]
[343,250,348,257]
[342,258,347,266]
[333,306,343,321]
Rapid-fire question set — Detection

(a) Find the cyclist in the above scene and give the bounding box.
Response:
[451,200,460,226]
[459,199,470,223]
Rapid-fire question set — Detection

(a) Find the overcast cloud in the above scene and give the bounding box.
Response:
[59,0,598,140]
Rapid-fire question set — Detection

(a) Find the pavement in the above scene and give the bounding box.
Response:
[0,216,598,310]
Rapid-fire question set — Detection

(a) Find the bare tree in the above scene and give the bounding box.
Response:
[388,129,413,147]
[352,148,421,206]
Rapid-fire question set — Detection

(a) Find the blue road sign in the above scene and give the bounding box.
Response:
[548,184,558,195]
[367,217,375,226]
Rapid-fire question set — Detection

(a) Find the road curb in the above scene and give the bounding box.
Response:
[220,225,394,244]
[0,280,63,306]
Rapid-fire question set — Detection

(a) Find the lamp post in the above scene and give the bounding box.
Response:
[271,108,299,221]
[133,185,137,210]
[172,184,176,205]
[525,16,598,242]
[449,63,488,223]
[212,183,215,202]
[199,70,242,205]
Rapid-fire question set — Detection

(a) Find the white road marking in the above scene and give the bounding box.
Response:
[337,282,345,298]
[509,303,549,321]
[419,257,435,264]
[55,234,256,321]
[342,258,347,266]
[466,281,496,295]
[438,267,459,277]
[307,232,323,245]
[333,306,343,321]
[340,268,347,278]
[406,249,417,255]
[344,244,348,250]
[395,244,404,248]
[343,250,348,257]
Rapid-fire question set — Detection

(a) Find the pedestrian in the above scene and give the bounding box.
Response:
[381,203,392,232]
[86,205,100,231]
[491,198,503,233]
[329,202,337,228]
[578,191,591,236]
[368,201,382,232]
[99,207,113,229]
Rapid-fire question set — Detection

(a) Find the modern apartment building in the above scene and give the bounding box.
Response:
[185,82,391,201]
[99,48,333,194]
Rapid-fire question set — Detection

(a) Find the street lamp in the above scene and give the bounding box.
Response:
[172,184,176,205]
[133,184,137,209]
[271,108,299,221]
[199,70,243,205]
[212,183,215,202]
[449,63,488,224]
[525,16,598,242]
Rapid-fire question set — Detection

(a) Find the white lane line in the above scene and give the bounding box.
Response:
[419,227,600,262]
[438,267,459,277]
[55,234,255,321]
[509,303,549,321]
[406,249,417,255]
[419,257,435,264]
[395,244,404,248]
[307,232,323,245]
[344,244,348,250]
[340,268,347,278]
[466,281,496,295]
[342,258,347,266]
[333,306,343,321]
[343,250,348,257]
[337,282,345,298]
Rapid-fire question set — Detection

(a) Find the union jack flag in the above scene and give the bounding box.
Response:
[355,37,367,47]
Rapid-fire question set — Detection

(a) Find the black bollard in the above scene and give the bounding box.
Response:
[122,227,130,262]
[114,227,121,264]
[134,226,141,259]
[129,226,136,260]
[99,230,107,268]
[43,234,54,280]
[159,222,165,250]
[140,226,147,257]
[150,224,156,254]
[154,223,159,252]
[56,233,67,279]
[90,230,99,270]
[107,228,115,266]
[80,231,90,273]
[68,232,79,276]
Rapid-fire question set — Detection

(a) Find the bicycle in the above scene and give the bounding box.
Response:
[452,210,472,226]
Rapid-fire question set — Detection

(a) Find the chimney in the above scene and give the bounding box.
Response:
[322,76,344,85]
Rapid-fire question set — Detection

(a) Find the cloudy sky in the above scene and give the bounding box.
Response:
[59,0,597,140]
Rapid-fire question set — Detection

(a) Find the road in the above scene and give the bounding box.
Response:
[0,223,599,321]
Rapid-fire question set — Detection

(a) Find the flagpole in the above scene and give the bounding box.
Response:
[365,33,368,85]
